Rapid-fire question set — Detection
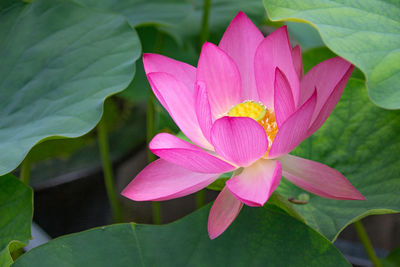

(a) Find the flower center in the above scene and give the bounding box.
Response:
[228,101,278,149]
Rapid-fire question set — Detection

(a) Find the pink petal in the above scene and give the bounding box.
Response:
[143,53,196,97]
[306,62,354,137]
[147,72,212,150]
[226,159,282,207]
[211,116,268,167]
[208,187,243,239]
[254,26,300,108]
[219,11,264,101]
[279,154,365,200]
[150,133,235,174]
[197,42,241,118]
[121,159,219,201]
[299,57,353,125]
[194,81,213,142]
[268,90,317,159]
[307,64,353,137]
[274,68,296,127]
[292,45,304,79]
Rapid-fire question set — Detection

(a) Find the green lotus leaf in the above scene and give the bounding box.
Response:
[0,0,141,175]
[0,174,33,267]
[264,0,400,109]
[13,204,349,266]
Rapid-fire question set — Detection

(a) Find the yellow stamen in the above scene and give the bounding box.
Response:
[228,101,278,150]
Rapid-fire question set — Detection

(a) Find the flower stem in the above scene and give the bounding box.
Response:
[147,93,162,224]
[196,189,206,209]
[195,0,212,208]
[199,0,211,46]
[98,118,122,223]
[152,201,162,225]
[146,93,156,163]
[20,157,31,185]
[353,220,382,267]
[146,31,165,225]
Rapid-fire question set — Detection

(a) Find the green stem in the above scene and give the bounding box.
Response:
[199,0,211,47]
[196,189,206,209]
[147,93,161,224]
[147,100,162,224]
[98,118,122,223]
[147,31,164,225]
[146,93,156,163]
[195,0,212,208]
[354,220,382,267]
[146,104,162,223]
[20,157,31,185]
[152,201,162,225]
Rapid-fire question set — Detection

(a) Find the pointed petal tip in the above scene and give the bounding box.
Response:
[329,57,355,75]
[280,155,365,201]
[142,53,157,69]
[347,190,366,201]
[120,187,140,202]
[120,188,128,198]
[209,235,217,240]
[325,189,366,201]
[199,42,221,58]
[142,52,151,58]
[207,224,220,240]
[207,187,243,240]
[232,10,249,21]
[219,10,263,101]
[333,56,354,67]
[142,52,152,59]
[274,66,282,77]
[276,24,288,35]
[200,41,214,51]
[121,190,151,202]
[274,67,296,124]
[122,159,218,202]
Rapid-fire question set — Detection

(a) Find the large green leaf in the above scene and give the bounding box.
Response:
[0,0,141,175]
[0,174,33,267]
[276,48,400,241]
[264,0,400,109]
[77,0,193,27]
[13,204,349,266]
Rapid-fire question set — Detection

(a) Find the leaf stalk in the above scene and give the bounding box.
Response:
[353,220,382,267]
[98,118,123,223]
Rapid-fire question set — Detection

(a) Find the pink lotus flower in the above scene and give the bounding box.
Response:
[122,12,365,239]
